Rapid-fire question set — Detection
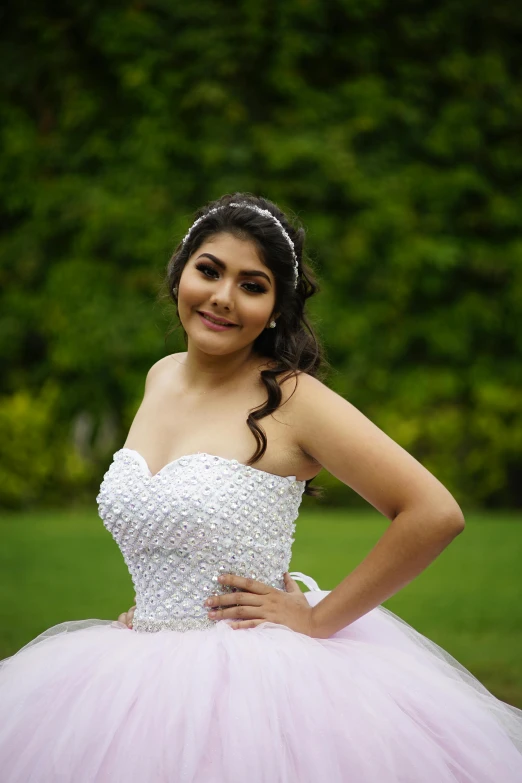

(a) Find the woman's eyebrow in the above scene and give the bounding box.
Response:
[196,253,272,286]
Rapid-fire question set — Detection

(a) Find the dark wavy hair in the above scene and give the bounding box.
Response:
[164,192,329,497]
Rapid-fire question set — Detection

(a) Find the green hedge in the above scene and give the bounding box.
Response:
[1,1,521,508]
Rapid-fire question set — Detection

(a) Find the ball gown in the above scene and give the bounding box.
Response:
[1,446,522,782]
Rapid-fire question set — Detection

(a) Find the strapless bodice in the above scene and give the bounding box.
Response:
[96,448,306,632]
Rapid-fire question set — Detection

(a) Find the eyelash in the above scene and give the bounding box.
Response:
[195,262,268,294]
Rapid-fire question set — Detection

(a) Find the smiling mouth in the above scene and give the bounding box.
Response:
[198,312,238,327]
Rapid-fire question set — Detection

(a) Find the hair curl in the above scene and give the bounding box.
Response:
[163,192,329,497]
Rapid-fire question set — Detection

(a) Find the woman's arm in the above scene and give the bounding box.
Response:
[289,373,465,639]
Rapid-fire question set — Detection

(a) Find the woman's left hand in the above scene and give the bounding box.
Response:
[205,572,314,635]
[117,595,137,629]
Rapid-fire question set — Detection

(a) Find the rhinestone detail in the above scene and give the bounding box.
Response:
[97,450,306,634]
[133,616,220,633]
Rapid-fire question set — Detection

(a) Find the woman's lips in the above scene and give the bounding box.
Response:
[197,312,238,331]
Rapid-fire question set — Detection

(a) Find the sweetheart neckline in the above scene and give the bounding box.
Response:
[119,448,306,484]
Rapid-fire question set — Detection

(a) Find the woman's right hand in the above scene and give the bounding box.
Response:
[117,595,137,629]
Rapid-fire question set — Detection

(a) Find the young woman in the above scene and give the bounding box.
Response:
[1,194,521,782]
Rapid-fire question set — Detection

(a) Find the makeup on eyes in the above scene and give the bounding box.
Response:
[195,252,272,286]
[195,262,268,294]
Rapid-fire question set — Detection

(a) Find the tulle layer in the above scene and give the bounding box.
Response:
[1,576,522,783]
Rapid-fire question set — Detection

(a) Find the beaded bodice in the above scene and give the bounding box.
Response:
[96,448,306,632]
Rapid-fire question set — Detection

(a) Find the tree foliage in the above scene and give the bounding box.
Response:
[1,0,521,508]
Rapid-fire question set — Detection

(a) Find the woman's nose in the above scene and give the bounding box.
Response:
[209,282,235,309]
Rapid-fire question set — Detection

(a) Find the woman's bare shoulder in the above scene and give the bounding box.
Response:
[145,352,185,393]
[273,367,325,406]
[286,372,464,524]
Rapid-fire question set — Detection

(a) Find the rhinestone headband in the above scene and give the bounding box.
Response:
[181,202,299,288]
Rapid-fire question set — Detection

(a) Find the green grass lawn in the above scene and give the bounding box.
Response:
[1,505,521,708]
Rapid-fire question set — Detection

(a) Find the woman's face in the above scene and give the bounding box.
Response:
[177,232,278,354]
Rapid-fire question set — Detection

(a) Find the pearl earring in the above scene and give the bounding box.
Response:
[269,320,276,328]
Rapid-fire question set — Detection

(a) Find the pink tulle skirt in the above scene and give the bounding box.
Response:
[1,578,522,783]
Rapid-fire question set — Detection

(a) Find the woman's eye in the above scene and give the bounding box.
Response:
[243,282,267,293]
[195,263,266,294]
[196,263,218,279]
